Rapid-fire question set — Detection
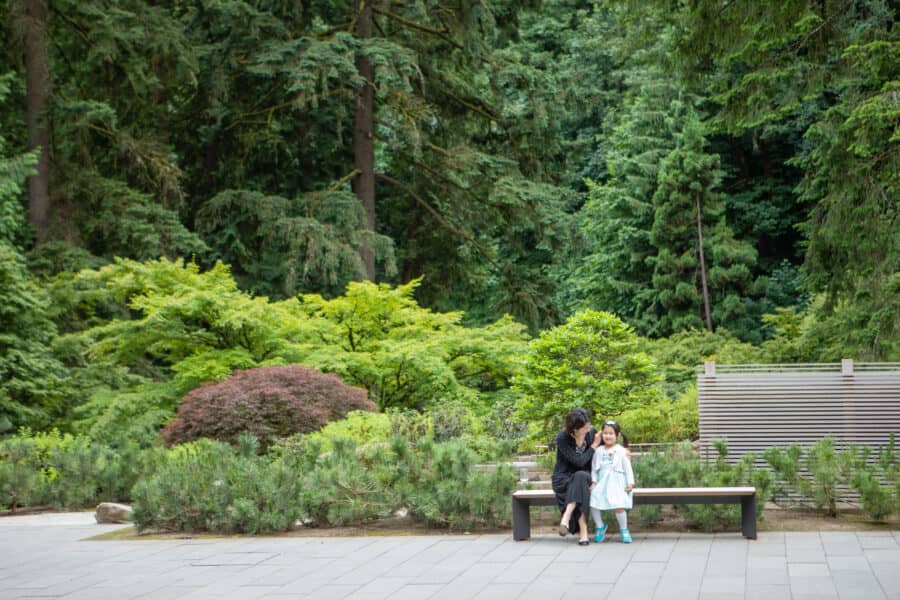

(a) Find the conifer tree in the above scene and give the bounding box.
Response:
[649,115,757,336]
[573,60,697,332]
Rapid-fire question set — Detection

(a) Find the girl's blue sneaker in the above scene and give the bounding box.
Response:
[620,528,632,543]
[593,522,607,543]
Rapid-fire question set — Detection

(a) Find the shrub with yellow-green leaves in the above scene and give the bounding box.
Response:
[51,260,529,440]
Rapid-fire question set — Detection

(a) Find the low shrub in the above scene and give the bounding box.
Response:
[396,437,517,529]
[764,435,899,521]
[0,429,134,510]
[617,385,698,443]
[0,435,40,510]
[161,365,375,449]
[132,435,304,533]
[132,433,517,534]
[302,410,392,452]
[632,440,772,532]
[384,403,485,444]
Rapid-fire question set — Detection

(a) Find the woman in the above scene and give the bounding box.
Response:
[552,408,602,545]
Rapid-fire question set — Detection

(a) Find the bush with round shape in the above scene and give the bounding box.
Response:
[161,365,375,448]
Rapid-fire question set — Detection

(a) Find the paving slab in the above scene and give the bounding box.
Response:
[0,514,897,599]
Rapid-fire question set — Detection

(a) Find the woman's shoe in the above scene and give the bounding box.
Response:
[620,528,632,543]
[558,523,569,537]
[578,539,590,546]
[593,523,607,543]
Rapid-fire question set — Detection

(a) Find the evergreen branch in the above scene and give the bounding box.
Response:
[374,173,504,272]
[224,88,355,132]
[787,0,852,57]
[50,5,89,40]
[372,7,464,50]
[442,88,500,121]
[331,170,360,191]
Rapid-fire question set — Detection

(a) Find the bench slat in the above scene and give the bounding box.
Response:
[513,486,755,499]
[512,486,758,541]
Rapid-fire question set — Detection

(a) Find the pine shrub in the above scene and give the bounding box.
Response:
[632,441,772,532]
[131,435,304,533]
[0,429,130,510]
[0,436,40,511]
[161,365,375,449]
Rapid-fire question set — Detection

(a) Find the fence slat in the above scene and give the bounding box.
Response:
[697,362,900,501]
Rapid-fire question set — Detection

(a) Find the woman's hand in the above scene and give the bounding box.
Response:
[590,431,602,449]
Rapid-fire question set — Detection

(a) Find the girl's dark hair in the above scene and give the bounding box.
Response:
[564,408,591,434]
[600,420,629,448]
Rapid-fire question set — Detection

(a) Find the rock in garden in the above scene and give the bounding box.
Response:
[95,502,133,524]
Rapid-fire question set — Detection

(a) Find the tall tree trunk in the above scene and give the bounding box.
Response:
[352,0,376,281]
[23,0,52,242]
[695,190,713,332]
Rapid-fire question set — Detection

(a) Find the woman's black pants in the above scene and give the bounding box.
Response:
[552,470,591,534]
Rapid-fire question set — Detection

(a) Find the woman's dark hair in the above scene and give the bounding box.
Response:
[564,408,591,434]
[600,420,629,448]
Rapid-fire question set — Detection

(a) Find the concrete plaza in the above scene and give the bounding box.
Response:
[1,513,898,599]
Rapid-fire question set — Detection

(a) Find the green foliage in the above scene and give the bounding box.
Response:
[292,278,529,412]
[802,438,846,518]
[514,310,661,444]
[642,329,761,398]
[0,434,40,511]
[631,441,771,531]
[0,429,137,510]
[845,442,897,522]
[0,244,67,433]
[760,295,900,363]
[48,259,527,448]
[132,436,303,534]
[650,115,760,338]
[572,42,691,331]
[195,189,396,299]
[764,436,900,521]
[638,0,899,359]
[617,385,698,444]
[400,437,517,529]
[0,72,37,252]
[132,433,517,533]
[302,410,393,453]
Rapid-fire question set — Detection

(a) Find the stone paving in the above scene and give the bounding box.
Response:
[1,513,898,599]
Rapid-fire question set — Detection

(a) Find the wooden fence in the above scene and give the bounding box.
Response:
[697,360,900,461]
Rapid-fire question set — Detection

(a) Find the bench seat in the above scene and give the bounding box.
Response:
[512,487,757,541]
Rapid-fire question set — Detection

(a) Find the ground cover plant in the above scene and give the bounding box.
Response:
[765,436,900,521]
[0,429,136,512]
[131,434,518,534]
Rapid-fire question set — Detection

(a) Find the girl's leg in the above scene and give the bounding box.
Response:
[591,508,607,542]
[615,509,632,543]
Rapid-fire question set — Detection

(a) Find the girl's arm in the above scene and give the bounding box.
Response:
[591,450,600,485]
[623,449,635,489]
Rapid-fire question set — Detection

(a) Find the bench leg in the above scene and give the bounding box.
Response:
[741,495,757,540]
[512,498,531,541]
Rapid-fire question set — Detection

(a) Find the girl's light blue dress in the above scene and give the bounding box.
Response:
[589,444,635,510]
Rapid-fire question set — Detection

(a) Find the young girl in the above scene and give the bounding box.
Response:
[589,421,635,543]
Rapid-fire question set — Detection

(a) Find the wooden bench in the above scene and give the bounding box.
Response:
[512,487,757,541]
